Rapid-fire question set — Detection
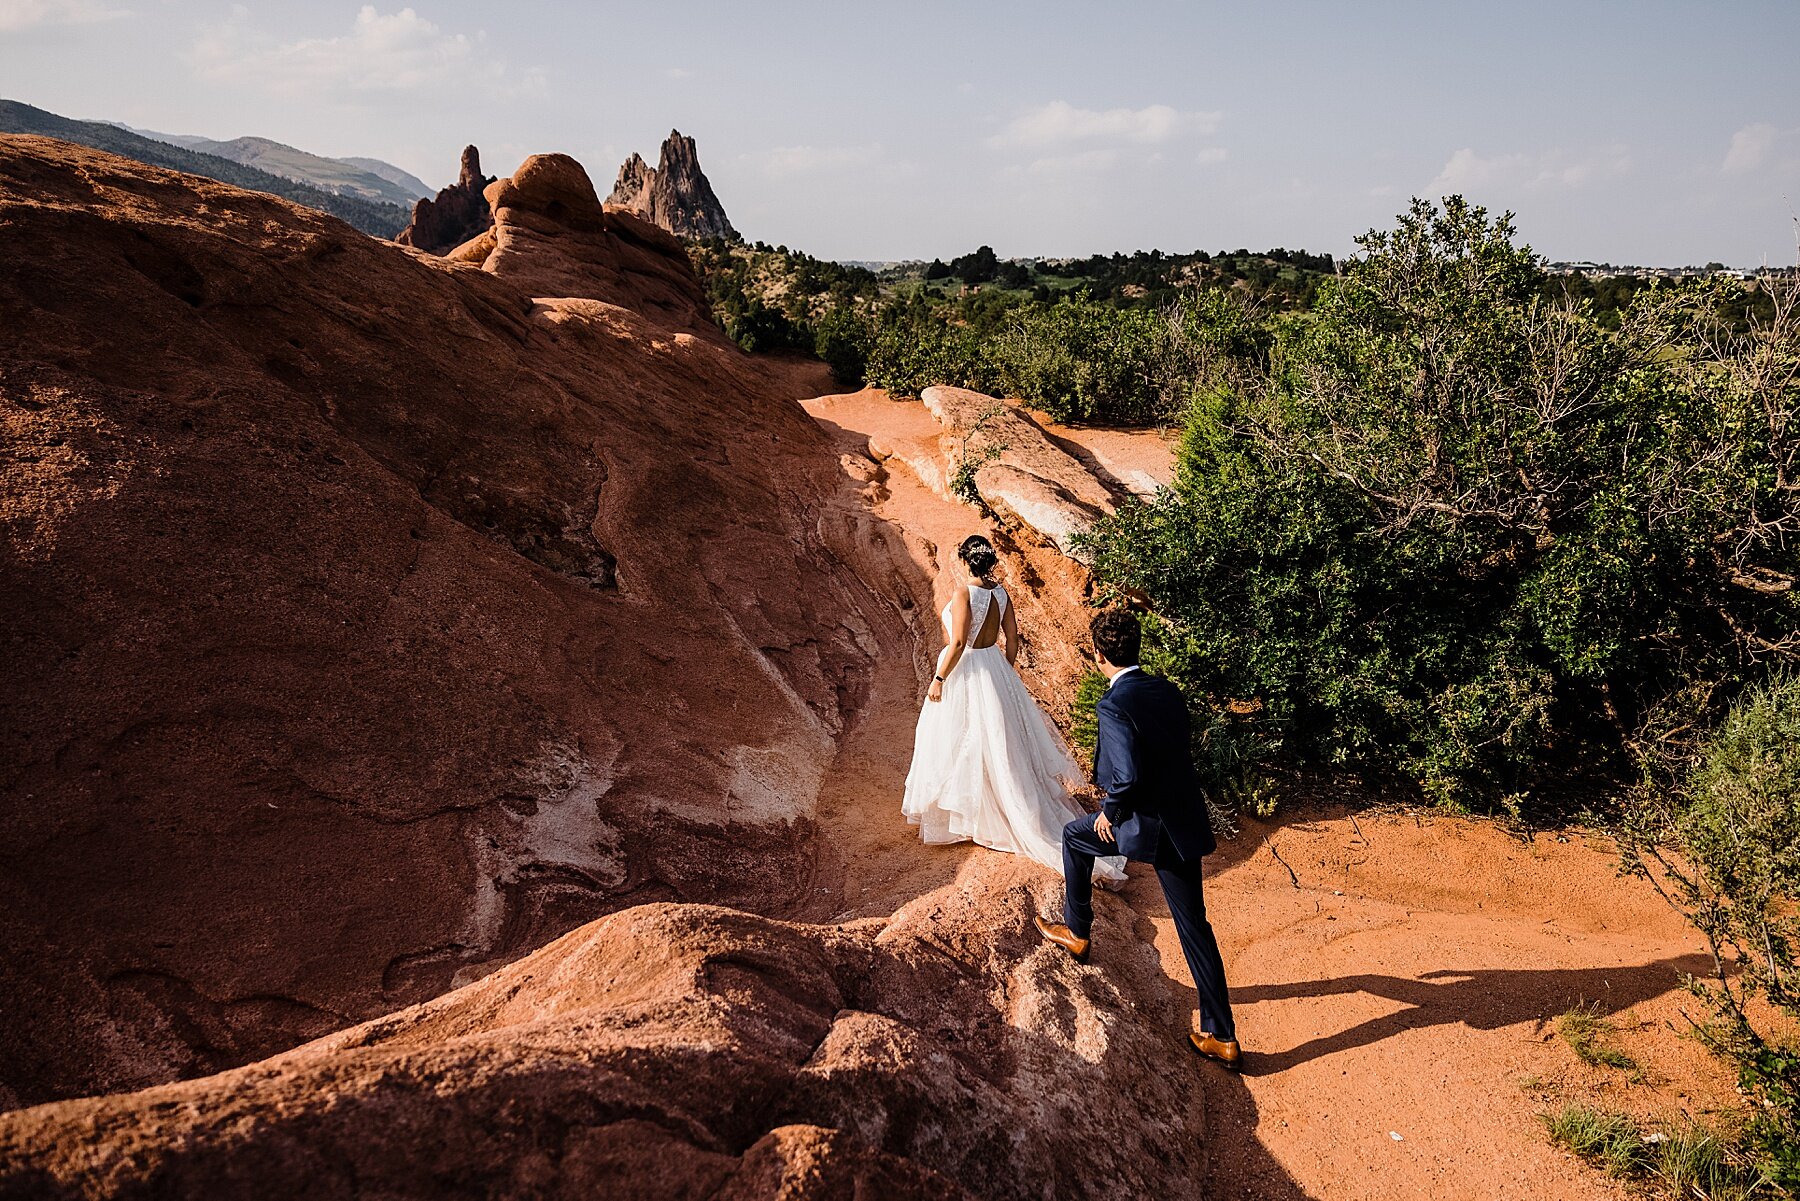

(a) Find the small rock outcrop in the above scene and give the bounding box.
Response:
[449,152,714,331]
[606,130,736,241]
[394,144,493,253]
[920,386,1117,558]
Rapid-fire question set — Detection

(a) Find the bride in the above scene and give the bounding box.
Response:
[903,535,1126,887]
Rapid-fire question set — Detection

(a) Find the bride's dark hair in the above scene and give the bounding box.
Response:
[957,535,999,577]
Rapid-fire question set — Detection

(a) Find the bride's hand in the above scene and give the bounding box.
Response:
[927,678,944,703]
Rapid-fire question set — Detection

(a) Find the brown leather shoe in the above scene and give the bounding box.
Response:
[1033,916,1090,964]
[1190,1031,1243,1070]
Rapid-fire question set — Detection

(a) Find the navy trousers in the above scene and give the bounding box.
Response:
[1062,811,1236,1041]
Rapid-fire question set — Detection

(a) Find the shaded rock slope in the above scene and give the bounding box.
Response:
[606,129,737,241]
[0,135,892,1109]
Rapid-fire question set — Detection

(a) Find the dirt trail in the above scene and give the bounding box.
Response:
[796,386,1739,1200]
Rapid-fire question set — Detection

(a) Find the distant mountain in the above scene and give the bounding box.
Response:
[137,129,428,207]
[0,100,409,237]
[339,156,432,201]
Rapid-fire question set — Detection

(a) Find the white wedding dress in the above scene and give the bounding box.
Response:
[902,584,1126,884]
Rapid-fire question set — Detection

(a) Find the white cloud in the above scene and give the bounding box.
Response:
[1723,122,1778,173]
[753,144,884,176]
[1196,147,1229,166]
[666,66,693,80]
[1025,148,1121,177]
[1427,145,1630,197]
[190,6,546,100]
[0,0,128,31]
[989,100,1221,150]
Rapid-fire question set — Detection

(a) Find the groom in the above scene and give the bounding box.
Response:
[1035,610,1241,1068]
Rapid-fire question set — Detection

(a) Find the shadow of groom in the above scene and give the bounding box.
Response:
[1231,954,1714,1075]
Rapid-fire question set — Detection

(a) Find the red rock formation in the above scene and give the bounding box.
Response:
[452,152,714,331]
[394,144,492,253]
[0,870,1204,1200]
[919,386,1118,559]
[606,129,737,241]
[0,135,895,1109]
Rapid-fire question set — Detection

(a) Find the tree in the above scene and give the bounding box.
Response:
[813,306,872,386]
[951,245,1000,284]
[1081,196,1800,805]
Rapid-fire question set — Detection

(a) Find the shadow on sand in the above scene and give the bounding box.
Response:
[1231,955,1714,1075]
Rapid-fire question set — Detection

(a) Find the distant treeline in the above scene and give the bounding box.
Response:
[0,99,411,238]
[689,238,1333,424]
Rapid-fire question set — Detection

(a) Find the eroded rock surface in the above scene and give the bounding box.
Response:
[0,135,892,1108]
[919,386,1117,557]
[0,870,1201,1200]
[0,136,1223,1201]
[448,151,716,333]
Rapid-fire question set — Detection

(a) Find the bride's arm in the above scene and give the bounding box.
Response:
[928,585,971,702]
[1001,595,1020,665]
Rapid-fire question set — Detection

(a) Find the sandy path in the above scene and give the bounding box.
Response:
[793,384,1735,1200]
[1022,409,1182,500]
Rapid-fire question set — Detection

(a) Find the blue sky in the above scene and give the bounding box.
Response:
[3,1,1797,264]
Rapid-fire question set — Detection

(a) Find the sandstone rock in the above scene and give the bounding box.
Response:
[919,386,1117,557]
[394,144,493,253]
[606,130,737,241]
[0,869,1203,1200]
[466,151,714,330]
[0,136,897,1107]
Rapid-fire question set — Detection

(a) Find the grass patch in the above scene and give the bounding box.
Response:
[1558,1002,1639,1071]
[1545,1103,1645,1176]
[1543,1104,1775,1200]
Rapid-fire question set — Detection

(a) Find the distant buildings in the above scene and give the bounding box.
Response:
[1545,261,1763,280]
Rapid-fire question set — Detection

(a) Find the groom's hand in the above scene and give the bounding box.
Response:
[1093,812,1115,843]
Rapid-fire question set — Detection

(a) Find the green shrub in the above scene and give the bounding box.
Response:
[1544,1103,1647,1177]
[863,300,998,398]
[1627,676,1800,1191]
[1078,197,1800,811]
[1556,1002,1639,1071]
[812,306,872,386]
[991,293,1177,424]
[1069,670,1108,763]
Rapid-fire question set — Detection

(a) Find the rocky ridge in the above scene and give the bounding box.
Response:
[606,129,737,241]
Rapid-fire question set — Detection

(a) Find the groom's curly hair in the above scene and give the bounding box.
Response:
[1089,609,1141,667]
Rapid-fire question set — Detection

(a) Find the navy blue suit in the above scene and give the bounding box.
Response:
[1063,668,1235,1041]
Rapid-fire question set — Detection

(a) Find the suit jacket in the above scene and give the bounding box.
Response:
[1094,669,1217,862]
